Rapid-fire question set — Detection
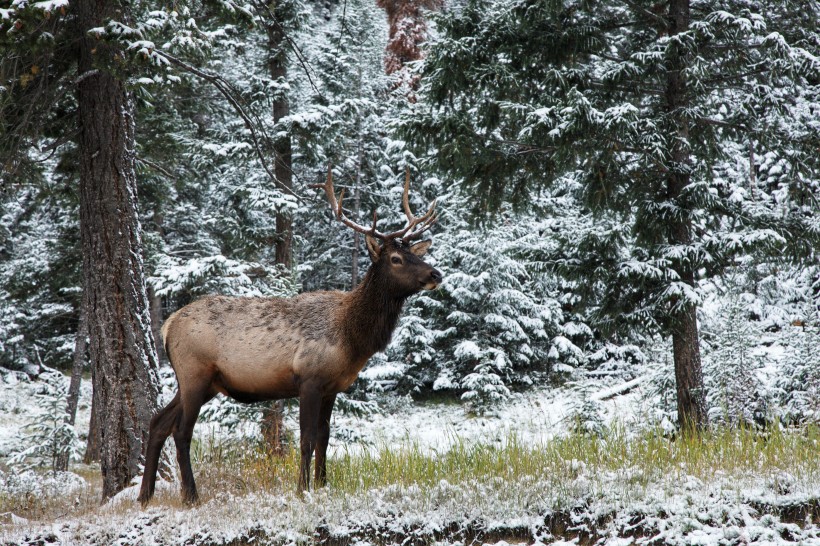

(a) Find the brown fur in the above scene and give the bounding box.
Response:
[138,238,442,506]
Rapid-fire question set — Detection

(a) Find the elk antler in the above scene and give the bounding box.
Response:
[320,166,437,241]
[394,167,438,241]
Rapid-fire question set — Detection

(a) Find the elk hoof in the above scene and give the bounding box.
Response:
[137,490,152,508]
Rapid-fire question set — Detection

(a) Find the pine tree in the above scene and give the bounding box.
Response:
[703,294,767,426]
[774,305,820,424]
[9,369,81,472]
[386,208,583,405]
[75,0,164,499]
[405,0,820,429]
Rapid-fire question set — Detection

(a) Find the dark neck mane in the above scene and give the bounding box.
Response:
[342,264,407,359]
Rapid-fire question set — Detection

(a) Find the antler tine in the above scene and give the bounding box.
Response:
[385,167,438,240]
[322,166,384,237]
[404,208,439,240]
[402,168,415,224]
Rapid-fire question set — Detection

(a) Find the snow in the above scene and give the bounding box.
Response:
[2,351,820,544]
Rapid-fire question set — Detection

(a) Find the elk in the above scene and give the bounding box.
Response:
[137,169,441,506]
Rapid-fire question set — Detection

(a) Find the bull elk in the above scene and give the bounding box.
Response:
[137,169,441,506]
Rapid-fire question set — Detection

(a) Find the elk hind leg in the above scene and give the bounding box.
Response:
[138,392,181,506]
[314,394,337,487]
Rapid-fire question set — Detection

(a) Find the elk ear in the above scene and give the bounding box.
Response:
[409,239,432,257]
[365,235,382,262]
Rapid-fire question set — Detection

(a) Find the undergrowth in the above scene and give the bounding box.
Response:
[3,425,819,523]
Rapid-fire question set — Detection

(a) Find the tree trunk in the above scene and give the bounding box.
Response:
[665,0,708,431]
[148,285,166,363]
[56,308,87,471]
[261,400,287,456]
[83,394,100,464]
[351,140,364,288]
[261,9,291,455]
[75,0,162,500]
[269,18,293,269]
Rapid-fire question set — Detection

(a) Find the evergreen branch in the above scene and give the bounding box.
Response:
[700,67,771,87]
[696,117,748,131]
[136,157,177,180]
[152,49,305,203]
[617,0,668,30]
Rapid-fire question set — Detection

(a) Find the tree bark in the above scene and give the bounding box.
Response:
[261,401,287,456]
[351,140,363,288]
[75,0,162,499]
[665,0,708,431]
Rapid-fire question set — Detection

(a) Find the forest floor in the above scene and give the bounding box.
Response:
[1,365,819,545]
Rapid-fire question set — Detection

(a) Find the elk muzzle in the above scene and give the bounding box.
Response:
[424,268,443,290]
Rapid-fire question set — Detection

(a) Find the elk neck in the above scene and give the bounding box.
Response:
[342,263,408,359]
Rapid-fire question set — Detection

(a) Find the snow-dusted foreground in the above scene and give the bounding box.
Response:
[2,363,820,545]
[2,462,819,545]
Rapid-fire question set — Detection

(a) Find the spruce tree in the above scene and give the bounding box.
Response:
[405,0,820,429]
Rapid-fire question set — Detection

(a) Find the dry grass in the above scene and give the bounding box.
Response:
[2,424,818,524]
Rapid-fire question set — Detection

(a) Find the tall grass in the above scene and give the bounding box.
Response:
[3,425,818,522]
[190,424,820,501]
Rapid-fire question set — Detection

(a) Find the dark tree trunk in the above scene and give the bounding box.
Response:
[351,140,363,288]
[56,308,88,471]
[665,0,708,431]
[268,20,293,269]
[75,0,162,499]
[261,11,291,455]
[261,401,287,456]
[83,394,100,464]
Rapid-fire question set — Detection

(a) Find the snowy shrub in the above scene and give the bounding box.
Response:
[567,387,606,437]
[387,213,581,404]
[335,392,380,417]
[702,295,769,427]
[198,395,267,433]
[0,468,86,501]
[459,348,512,416]
[773,316,820,425]
[9,370,82,471]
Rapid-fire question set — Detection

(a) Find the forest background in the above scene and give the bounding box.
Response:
[0,0,819,505]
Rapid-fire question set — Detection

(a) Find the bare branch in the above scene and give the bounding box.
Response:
[152,49,304,203]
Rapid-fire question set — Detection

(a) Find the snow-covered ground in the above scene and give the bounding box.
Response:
[1,359,819,545]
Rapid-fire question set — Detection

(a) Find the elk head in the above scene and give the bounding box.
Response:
[321,167,442,297]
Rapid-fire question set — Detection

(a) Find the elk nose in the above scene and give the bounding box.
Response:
[430,269,443,283]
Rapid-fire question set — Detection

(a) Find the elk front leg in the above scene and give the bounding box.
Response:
[314,393,337,487]
[298,385,323,492]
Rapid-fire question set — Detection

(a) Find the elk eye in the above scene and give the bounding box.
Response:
[391,256,402,265]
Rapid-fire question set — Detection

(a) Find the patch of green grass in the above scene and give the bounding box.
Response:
[189,424,820,501]
[4,425,818,522]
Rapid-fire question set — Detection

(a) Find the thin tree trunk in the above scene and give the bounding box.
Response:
[261,401,287,456]
[148,285,165,362]
[75,0,162,500]
[261,8,291,455]
[351,139,363,287]
[665,0,708,431]
[352,190,360,288]
[56,308,87,471]
[269,18,293,269]
[83,395,100,464]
